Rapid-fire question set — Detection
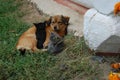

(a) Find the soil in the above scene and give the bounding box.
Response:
[20,0,49,25]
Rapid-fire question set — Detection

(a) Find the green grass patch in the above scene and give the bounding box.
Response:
[0,0,102,80]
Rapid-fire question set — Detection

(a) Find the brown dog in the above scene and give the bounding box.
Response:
[16,21,47,54]
[43,15,70,48]
[16,15,70,53]
[16,26,38,53]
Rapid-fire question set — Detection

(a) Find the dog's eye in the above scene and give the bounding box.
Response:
[52,21,55,24]
[58,22,62,24]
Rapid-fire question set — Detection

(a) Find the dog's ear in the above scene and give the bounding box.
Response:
[65,27,68,35]
[64,16,70,24]
[61,15,70,35]
[45,16,52,26]
[61,15,70,25]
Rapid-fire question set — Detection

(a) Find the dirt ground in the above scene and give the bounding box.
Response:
[89,56,117,80]
[21,1,120,80]
[20,0,49,25]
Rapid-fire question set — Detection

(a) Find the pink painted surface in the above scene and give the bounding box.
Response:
[54,0,89,15]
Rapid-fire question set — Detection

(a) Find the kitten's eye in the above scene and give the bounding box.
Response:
[55,37,58,39]
[57,37,60,40]
[53,37,56,40]
[52,37,56,40]
[54,37,59,40]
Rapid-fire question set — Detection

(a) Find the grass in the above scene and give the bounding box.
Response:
[1,0,119,80]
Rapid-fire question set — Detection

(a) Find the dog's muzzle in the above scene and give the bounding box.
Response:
[54,26,59,32]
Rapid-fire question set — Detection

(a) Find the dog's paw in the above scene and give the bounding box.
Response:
[43,42,48,48]
[41,49,48,52]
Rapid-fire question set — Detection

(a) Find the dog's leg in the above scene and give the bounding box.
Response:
[43,38,50,49]
[43,29,50,48]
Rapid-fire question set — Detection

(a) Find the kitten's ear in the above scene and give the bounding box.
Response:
[45,16,52,26]
[33,23,38,27]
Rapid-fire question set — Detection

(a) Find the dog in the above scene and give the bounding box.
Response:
[43,15,70,48]
[16,15,70,54]
[16,21,46,54]
[48,32,64,54]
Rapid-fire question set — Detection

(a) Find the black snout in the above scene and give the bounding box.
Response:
[54,26,57,30]
[54,26,59,31]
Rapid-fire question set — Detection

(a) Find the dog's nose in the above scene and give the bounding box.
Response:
[54,26,57,30]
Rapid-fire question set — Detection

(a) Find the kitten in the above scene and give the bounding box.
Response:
[48,32,64,54]
[34,22,46,49]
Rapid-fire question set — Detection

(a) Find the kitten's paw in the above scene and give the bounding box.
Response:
[41,49,48,52]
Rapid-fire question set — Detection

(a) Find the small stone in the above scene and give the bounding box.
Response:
[91,56,106,63]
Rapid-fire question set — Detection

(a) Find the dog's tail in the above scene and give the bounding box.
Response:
[18,48,26,55]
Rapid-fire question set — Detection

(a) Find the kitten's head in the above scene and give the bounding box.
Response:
[50,32,63,44]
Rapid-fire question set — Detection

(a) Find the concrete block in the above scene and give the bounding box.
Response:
[84,9,120,53]
[93,0,120,15]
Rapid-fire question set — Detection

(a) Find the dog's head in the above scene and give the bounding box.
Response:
[46,15,70,35]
